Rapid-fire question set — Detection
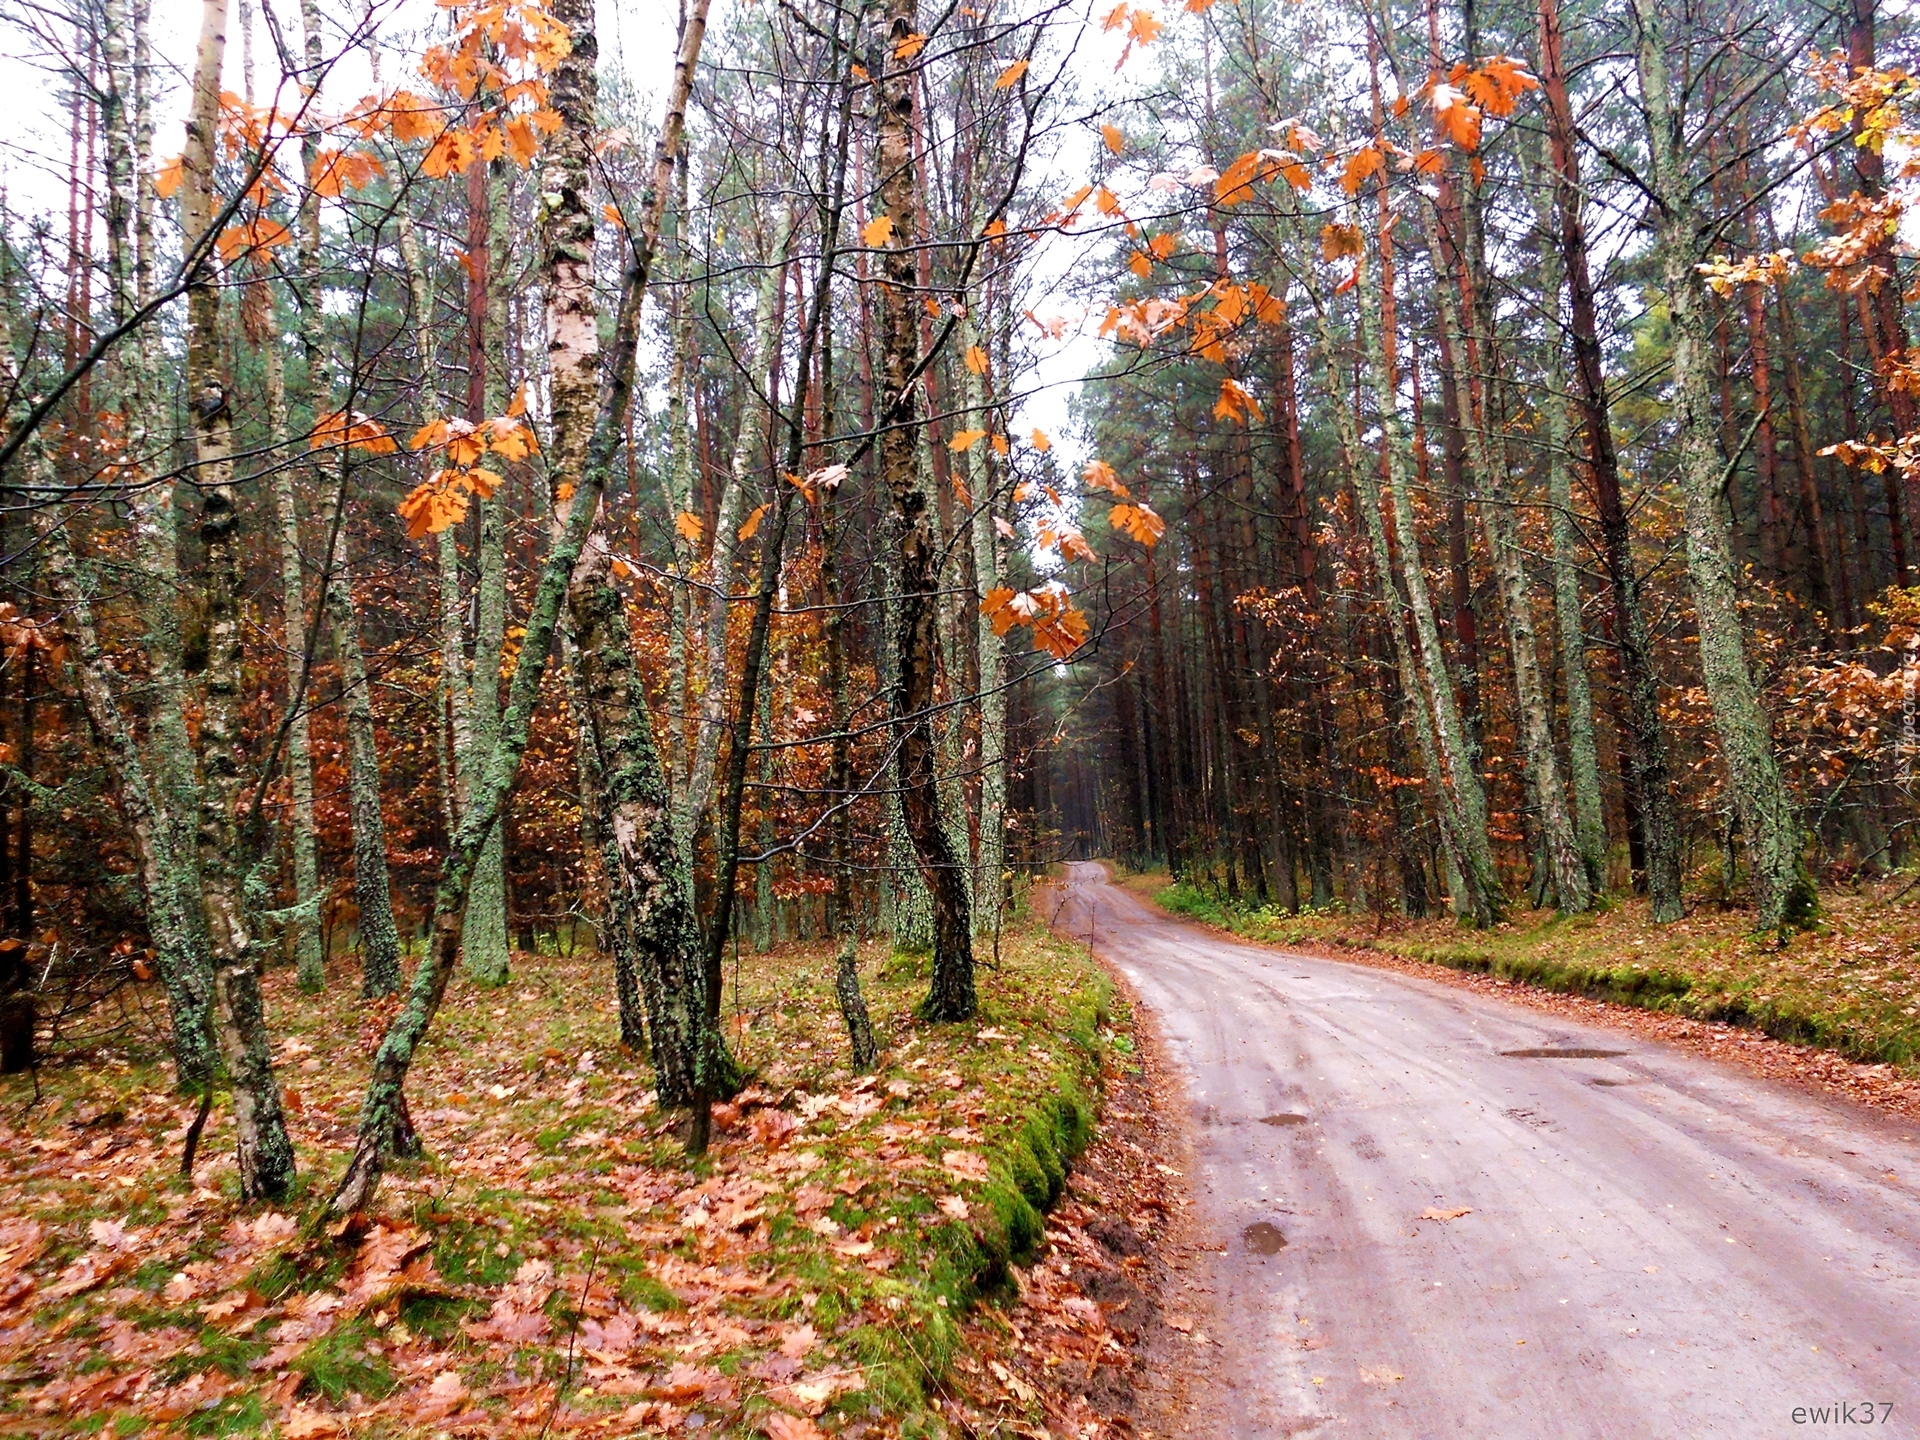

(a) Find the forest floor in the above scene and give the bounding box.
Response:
[0,908,1180,1439]
[1125,869,1920,1117]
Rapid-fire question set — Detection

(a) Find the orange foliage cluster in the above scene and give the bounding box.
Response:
[397,407,539,539]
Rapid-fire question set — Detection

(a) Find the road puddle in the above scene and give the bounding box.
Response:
[1242,1221,1288,1254]
[1260,1113,1308,1127]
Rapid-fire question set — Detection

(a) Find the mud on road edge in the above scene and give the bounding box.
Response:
[943,933,1225,1438]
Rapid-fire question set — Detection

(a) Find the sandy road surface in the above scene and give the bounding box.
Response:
[1051,863,1920,1438]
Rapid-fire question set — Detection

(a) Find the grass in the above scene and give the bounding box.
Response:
[0,894,1113,1437]
[1131,869,1920,1070]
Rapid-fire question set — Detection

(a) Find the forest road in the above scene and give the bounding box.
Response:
[1049,863,1920,1439]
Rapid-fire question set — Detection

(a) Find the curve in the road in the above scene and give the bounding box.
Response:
[1053,863,1920,1439]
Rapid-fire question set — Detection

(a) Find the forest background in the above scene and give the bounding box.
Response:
[0,0,1915,1314]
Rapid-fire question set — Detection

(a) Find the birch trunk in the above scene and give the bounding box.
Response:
[683,202,795,835]
[543,0,728,1103]
[92,0,217,1080]
[183,0,295,1198]
[962,310,1007,935]
[1631,0,1816,931]
[330,0,713,1214]
[265,314,325,989]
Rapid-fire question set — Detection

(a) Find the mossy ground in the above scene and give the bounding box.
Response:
[0,898,1110,1437]
[1132,870,1920,1070]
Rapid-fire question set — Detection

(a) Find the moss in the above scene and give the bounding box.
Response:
[291,1318,398,1405]
[180,1392,270,1438]
[618,1273,681,1313]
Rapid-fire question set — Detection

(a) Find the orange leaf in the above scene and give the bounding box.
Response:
[1109,500,1166,547]
[737,503,770,541]
[1339,146,1385,195]
[1431,85,1483,151]
[1102,123,1125,154]
[410,419,450,451]
[984,217,1008,242]
[894,30,927,60]
[421,127,478,178]
[1216,150,1264,206]
[862,214,895,247]
[1320,222,1364,261]
[484,416,538,462]
[155,154,186,199]
[995,59,1029,90]
[1128,251,1153,277]
[1082,459,1129,497]
[982,587,1021,636]
[675,511,704,543]
[505,114,540,165]
[1464,54,1539,118]
[949,428,987,452]
[990,433,1009,456]
[1214,377,1263,424]
[1030,427,1052,452]
[602,202,626,228]
[386,91,440,144]
[965,345,989,375]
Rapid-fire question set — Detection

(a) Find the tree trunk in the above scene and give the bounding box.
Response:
[875,0,974,1017]
[1319,305,1474,920]
[543,0,729,1107]
[462,163,515,987]
[324,559,404,996]
[1540,0,1683,919]
[962,310,1009,934]
[1538,266,1608,895]
[330,0,717,1216]
[1632,0,1816,931]
[1356,227,1502,923]
[183,0,295,1199]
[264,295,326,991]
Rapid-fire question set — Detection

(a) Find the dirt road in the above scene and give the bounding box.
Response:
[1051,863,1920,1438]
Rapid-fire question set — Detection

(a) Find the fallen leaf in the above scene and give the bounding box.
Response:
[942,1150,990,1181]
[762,1413,825,1440]
[1420,1207,1473,1222]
